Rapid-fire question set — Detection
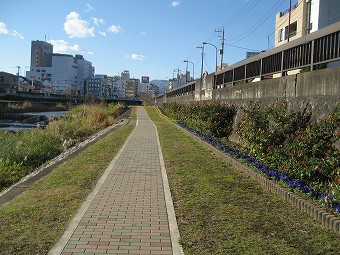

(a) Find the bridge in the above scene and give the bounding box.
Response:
[0,94,143,106]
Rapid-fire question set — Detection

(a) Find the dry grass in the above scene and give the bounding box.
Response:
[0,125,134,255]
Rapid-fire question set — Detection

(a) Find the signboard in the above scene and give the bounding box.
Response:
[141,76,149,83]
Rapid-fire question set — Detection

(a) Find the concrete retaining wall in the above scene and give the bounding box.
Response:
[158,66,340,120]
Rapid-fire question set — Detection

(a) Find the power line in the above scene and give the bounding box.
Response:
[228,0,287,44]
[218,0,263,30]
[177,0,265,74]
[226,44,262,52]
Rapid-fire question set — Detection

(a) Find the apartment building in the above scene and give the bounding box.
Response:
[275,0,340,46]
[0,72,18,94]
[26,41,94,95]
[30,40,53,67]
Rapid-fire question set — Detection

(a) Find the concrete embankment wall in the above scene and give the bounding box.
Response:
[158,66,340,120]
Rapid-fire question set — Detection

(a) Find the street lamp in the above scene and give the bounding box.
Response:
[203,42,218,72]
[173,69,181,88]
[196,44,204,79]
[183,60,195,82]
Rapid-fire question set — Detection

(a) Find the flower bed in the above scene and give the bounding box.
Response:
[159,101,340,215]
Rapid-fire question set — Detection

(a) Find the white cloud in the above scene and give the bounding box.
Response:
[49,39,93,55]
[85,3,95,12]
[0,22,24,39]
[12,30,24,39]
[170,0,180,7]
[49,40,80,53]
[0,22,9,34]
[64,12,95,38]
[92,17,104,26]
[99,31,106,36]
[108,25,122,33]
[128,53,146,61]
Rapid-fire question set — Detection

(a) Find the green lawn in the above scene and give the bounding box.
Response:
[0,124,134,255]
[146,106,340,255]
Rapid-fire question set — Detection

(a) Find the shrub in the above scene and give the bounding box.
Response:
[237,101,340,205]
[163,101,236,138]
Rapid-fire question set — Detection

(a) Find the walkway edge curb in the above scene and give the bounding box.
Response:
[154,123,185,255]
[0,110,131,206]
[48,122,136,255]
[173,122,340,235]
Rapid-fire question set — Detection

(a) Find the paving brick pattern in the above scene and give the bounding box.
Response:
[58,107,175,255]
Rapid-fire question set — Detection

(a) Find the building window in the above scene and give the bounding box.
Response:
[278,21,297,43]
[289,21,297,38]
[0,76,4,82]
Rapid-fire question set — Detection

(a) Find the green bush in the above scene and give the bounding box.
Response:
[237,101,340,196]
[163,101,236,138]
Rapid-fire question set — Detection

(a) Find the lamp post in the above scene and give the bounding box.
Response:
[173,69,181,89]
[183,60,194,82]
[203,42,218,71]
[196,44,204,79]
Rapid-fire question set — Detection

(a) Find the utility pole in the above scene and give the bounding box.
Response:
[16,66,21,76]
[196,45,204,79]
[215,27,225,69]
[287,0,292,42]
[185,60,188,83]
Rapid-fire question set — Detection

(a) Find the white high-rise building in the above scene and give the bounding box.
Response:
[26,41,95,95]
[76,55,94,95]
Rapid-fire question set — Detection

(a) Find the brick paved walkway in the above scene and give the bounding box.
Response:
[49,107,183,255]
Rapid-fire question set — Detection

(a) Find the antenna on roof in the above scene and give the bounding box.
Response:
[45,35,46,41]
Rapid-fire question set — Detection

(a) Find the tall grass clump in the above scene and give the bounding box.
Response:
[0,103,128,191]
[0,129,62,189]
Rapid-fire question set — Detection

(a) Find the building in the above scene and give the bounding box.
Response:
[76,55,95,95]
[125,78,139,98]
[30,40,53,67]
[107,76,125,97]
[27,53,78,95]
[309,0,340,32]
[26,41,94,95]
[121,70,130,81]
[85,75,106,97]
[0,72,18,94]
[148,83,160,96]
[275,0,340,46]
[168,71,190,91]
[138,76,150,94]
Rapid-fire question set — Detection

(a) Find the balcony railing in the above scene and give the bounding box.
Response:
[279,3,299,17]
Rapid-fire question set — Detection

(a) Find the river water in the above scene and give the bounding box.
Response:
[0,111,67,131]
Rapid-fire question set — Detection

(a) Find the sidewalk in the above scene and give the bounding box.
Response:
[49,107,183,255]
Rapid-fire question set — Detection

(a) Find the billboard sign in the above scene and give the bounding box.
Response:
[141,76,149,83]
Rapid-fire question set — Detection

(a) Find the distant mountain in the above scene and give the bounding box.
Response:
[150,80,168,93]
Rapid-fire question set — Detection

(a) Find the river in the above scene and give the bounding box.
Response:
[0,111,67,131]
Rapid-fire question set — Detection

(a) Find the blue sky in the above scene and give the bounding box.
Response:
[0,0,293,80]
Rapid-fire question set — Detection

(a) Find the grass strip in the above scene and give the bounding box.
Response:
[146,106,340,255]
[0,124,134,255]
